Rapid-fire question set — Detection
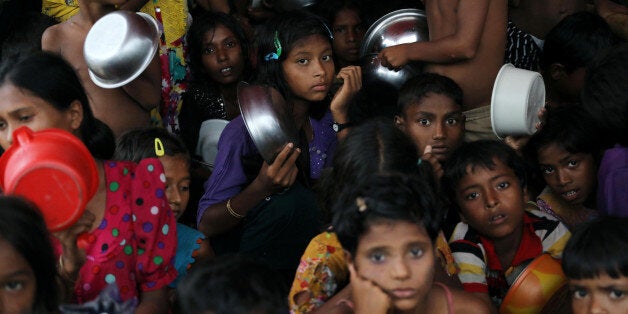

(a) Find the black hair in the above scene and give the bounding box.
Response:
[540,11,616,73]
[0,196,58,313]
[317,117,435,222]
[255,9,333,99]
[113,126,190,164]
[580,43,628,148]
[441,140,528,208]
[313,0,367,34]
[176,254,289,314]
[397,72,464,115]
[333,173,443,256]
[0,52,115,159]
[562,216,628,280]
[186,11,252,83]
[0,12,56,61]
[524,106,603,172]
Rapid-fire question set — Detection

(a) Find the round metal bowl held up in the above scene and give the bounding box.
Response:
[359,9,429,57]
[237,82,299,164]
[84,11,160,89]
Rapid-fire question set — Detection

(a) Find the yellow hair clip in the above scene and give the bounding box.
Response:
[154,138,164,157]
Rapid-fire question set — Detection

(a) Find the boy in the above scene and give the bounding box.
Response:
[441,140,571,308]
[395,72,465,180]
[379,0,507,141]
[562,217,628,314]
[41,0,161,137]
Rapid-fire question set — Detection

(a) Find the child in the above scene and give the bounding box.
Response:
[0,52,176,312]
[0,196,59,313]
[524,106,601,230]
[114,127,213,288]
[290,118,455,313]
[176,254,289,314]
[442,140,571,308]
[395,72,465,181]
[179,11,252,155]
[540,11,617,108]
[196,10,361,284]
[332,174,492,314]
[314,0,368,70]
[562,216,628,314]
[378,0,507,142]
[41,0,162,137]
[580,43,628,216]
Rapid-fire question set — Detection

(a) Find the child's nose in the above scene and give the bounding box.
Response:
[556,170,572,186]
[390,258,410,279]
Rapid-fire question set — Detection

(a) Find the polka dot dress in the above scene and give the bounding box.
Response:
[58,158,178,303]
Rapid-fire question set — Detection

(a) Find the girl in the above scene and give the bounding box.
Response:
[114,127,213,288]
[0,196,59,314]
[179,11,252,155]
[197,10,361,284]
[0,52,176,312]
[314,0,368,70]
[524,106,601,230]
[332,174,492,314]
[289,118,461,313]
[562,216,628,314]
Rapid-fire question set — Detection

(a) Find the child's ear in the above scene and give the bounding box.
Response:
[394,115,405,131]
[344,249,354,265]
[67,100,84,131]
[549,63,567,81]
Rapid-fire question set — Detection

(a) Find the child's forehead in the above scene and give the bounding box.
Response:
[404,93,462,113]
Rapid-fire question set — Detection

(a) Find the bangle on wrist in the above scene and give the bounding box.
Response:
[332,121,353,133]
[226,198,245,219]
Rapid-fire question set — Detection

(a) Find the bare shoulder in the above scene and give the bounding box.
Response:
[41,23,63,52]
[451,289,497,314]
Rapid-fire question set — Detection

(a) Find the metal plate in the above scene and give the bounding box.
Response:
[360,9,429,57]
[237,82,299,164]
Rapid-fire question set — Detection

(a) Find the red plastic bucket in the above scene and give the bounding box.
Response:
[0,127,99,232]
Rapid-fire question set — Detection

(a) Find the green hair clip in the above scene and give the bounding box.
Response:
[264,31,282,61]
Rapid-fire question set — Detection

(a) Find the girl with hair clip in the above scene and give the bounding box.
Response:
[332,174,492,314]
[179,11,253,156]
[523,106,602,230]
[0,196,59,314]
[114,127,214,289]
[197,9,361,285]
[0,52,177,313]
[289,118,462,313]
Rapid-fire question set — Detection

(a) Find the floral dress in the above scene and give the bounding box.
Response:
[55,159,178,303]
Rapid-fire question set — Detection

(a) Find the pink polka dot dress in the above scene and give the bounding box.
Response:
[55,158,178,303]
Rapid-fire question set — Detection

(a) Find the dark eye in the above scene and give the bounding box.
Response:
[572,288,587,299]
[610,289,625,299]
[542,166,555,175]
[369,252,385,263]
[445,117,458,125]
[202,47,215,55]
[418,118,431,126]
[410,247,423,258]
[180,185,190,192]
[496,181,510,190]
[225,39,238,48]
[322,55,332,62]
[465,192,479,200]
[567,160,579,168]
[297,59,309,65]
[333,26,346,34]
[18,115,32,122]
[4,281,24,291]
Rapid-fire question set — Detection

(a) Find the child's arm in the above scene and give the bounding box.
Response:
[120,52,162,112]
[348,264,391,314]
[378,0,490,69]
[330,65,362,139]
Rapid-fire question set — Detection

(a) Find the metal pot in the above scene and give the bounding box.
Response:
[360,8,429,57]
[361,53,422,90]
[237,82,299,164]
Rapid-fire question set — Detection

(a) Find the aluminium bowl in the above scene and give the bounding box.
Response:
[359,8,429,57]
[237,82,299,164]
[84,11,160,89]
[361,53,422,90]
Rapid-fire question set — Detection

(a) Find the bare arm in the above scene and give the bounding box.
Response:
[121,51,162,112]
[198,144,301,236]
[330,66,362,140]
[136,287,170,314]
[379,0,489,68]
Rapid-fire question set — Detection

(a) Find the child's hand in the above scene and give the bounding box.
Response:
[349,263,391,314]
[53,210,95,275]
[421,145,443,180]
[330,66,362,117]
[255,143,301,196]
[378,44,411,70]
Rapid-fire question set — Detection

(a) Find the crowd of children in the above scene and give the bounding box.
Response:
[0,0,626,313]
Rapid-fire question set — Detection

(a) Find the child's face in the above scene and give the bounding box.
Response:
[0,84,81,150]
[455,159,526,241]
[350,219,435,312]
[570,273,628,314]
[332,8,366,67]
[395,93,465,162]
[281,34,335,103]
[0,238,37,314]
[159,154,191,220]
[201,24,246,86]
[537,143,596,206]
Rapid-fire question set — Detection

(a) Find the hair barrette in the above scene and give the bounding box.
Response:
[154,138,165,157]
[264,31,282,61]
[417,158,422,165]
[356,197,367,212]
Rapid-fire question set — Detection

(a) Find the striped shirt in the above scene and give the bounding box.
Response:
[449,205,571,306]
[504,20,543,71]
